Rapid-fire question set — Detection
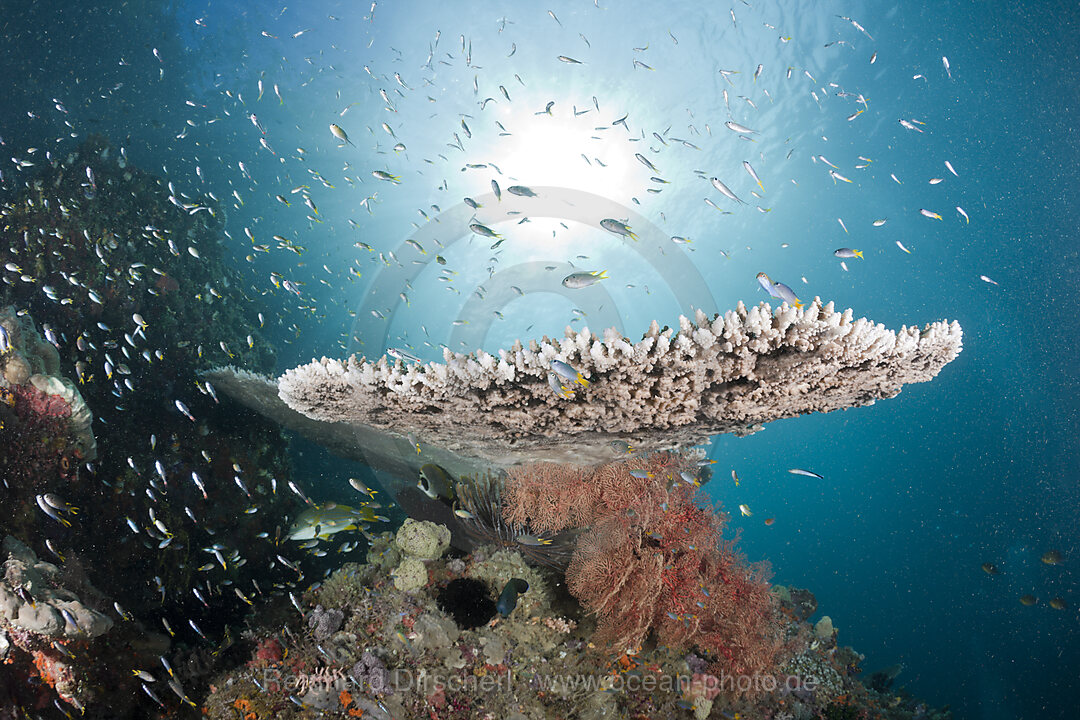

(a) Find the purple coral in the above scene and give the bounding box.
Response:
[351,650,392,696]
[307,604,344,640]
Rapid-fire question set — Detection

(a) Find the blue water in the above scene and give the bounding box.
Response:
[3,0,1078,717]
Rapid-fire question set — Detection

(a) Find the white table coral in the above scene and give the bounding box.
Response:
[270,299,961,464]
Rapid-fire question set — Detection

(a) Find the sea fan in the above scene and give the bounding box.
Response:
[502,452,786,692]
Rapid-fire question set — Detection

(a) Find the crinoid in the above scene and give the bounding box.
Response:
[455,471,578,569]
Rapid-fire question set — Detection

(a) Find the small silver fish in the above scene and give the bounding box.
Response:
[724,120,757,134]
[635,153,660,173]
[469,222,501,239]
[710,177,744,204]
[742,161,763,191]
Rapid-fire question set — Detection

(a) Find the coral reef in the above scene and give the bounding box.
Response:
[351,649,392,695]
[0,306,96,467]
[0,536,113,710]
[0,136,302,717]
[0,136,959,720]
[466,547,552,617]
[200,530,951,720]
[815,615,837,641]
[274,301,962,464]
[455,471,580,568]
[774,584,819,622]
[0,536,113,639]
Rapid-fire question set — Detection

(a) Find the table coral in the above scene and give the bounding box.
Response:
[273,300,961,465]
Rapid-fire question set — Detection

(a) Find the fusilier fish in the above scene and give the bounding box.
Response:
[743,161,764,191]
[710,177,744,204]
[724,120,757,134]
[372,170,401,183]
[469,222,501,239]
[635,153,659,173]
